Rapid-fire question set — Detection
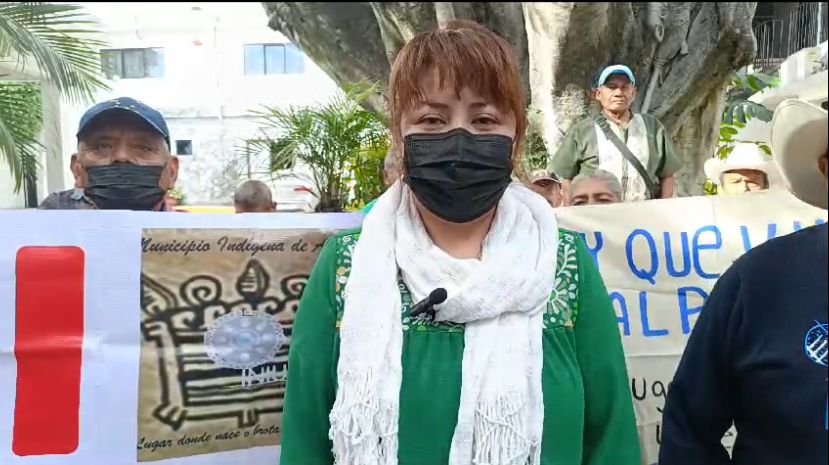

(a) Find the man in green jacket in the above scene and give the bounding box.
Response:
[551,64,681,204]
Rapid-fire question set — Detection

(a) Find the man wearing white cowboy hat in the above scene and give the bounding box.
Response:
[704,142,781,195]
[660,98,828,465]
[772,100,828,208]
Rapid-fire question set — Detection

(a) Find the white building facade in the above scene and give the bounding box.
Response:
[2,2,341,209]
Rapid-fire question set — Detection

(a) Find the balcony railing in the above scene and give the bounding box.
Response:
[752,2,828,70]
[754,19,786,69]
[786,1,828,57]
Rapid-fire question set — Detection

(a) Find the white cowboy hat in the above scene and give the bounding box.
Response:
[770,99,828,209]
[704,142,781,187]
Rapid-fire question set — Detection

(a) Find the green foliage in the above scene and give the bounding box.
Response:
[0,82,43,191]
[707,69,779,195]
[703,179,718,196]
[718,69,779,160]
[349,136,388,211]
[523,107,549,173]
[0,2,109,191]
[242,82,389,212]
[721,70,778,125]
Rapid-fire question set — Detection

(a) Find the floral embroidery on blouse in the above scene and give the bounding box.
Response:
[334,229,580,331]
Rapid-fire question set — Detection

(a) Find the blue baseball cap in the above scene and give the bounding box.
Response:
[596,65,636,87]
[76,97,170,147]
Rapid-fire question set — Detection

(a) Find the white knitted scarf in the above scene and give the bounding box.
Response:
[329,181,559,465]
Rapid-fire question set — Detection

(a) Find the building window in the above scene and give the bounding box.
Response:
[175,140,193,156]
[244,43,305,75]
[101,48,165,79]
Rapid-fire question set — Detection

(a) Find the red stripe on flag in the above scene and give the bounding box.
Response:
[13,246,85,456]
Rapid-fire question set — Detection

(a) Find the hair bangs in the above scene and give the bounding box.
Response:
[389,20,526,158]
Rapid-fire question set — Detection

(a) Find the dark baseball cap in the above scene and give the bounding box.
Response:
[76,97,169,146]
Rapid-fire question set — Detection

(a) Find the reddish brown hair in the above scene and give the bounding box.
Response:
[388,20,527,176]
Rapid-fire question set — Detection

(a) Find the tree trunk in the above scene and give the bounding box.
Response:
[262,2,756,196]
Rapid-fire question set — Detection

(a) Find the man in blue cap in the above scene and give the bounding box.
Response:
[39,97,179,211]
[551,64,681,204]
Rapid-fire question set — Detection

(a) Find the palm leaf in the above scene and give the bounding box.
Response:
[0,81,43,190]
[0,3,109,191]
[16,138,42,180]
[241,81,389,211]
[0,112,22,186]
[0,2,109,103]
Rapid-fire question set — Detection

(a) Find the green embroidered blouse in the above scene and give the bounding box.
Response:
[280,228,640,465]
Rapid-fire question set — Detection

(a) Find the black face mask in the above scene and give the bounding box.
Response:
[85,164,166,211]
[404,128,513,223]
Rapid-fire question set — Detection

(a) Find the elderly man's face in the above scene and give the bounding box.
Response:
[720,169,768,195]
[71,111,178,191]
[570,178,621,206]
[532,179,562,207]
[595,74,637,113]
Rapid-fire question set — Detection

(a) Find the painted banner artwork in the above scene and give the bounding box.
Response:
[0,211,362,465]
[137,228,328,461]
[0,190,826,465]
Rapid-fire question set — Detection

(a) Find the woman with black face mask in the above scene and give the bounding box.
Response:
[280,21,640,465]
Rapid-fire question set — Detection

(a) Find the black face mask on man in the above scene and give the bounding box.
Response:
[85,164,166,210]
[404,128,513,223]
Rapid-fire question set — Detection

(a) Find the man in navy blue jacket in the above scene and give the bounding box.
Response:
[660,99,828,465]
